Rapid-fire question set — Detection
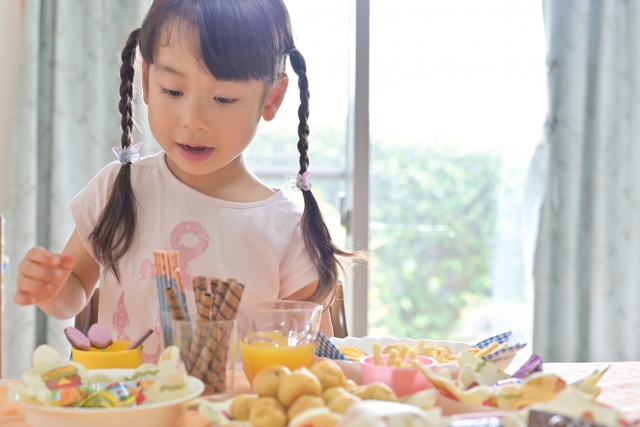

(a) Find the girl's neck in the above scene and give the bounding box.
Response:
[163,153,274,202]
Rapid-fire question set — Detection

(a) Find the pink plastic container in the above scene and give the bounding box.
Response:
[361,354,437,398]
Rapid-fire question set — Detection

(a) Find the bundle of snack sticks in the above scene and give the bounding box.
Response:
[153,250,189,346]
[170,275,244,394]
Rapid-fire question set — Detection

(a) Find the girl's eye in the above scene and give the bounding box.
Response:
[161,88,183,97]
[215,97,238,105]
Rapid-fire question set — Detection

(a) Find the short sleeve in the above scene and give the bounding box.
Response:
[277,221,319,299]
[70,161,121,262]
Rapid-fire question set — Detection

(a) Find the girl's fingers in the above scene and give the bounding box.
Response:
[25,246,60,267]
[17,275,54,294]
[14,290,36,306]
[58,253,76,271]
[18,260,63,283]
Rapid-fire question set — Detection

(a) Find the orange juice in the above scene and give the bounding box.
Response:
[240,332,316,382]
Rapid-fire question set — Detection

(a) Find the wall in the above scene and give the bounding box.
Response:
[0,1,24,215]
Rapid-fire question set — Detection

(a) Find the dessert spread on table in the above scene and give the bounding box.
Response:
[8,248,639,427]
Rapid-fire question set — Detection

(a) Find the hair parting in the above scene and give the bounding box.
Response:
[89,28,140,282]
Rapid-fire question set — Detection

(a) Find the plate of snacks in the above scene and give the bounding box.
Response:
[10,344,204,427]
[197,358,442,427]
[331,331,526,372]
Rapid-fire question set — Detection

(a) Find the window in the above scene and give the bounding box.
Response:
[248,0,546,352]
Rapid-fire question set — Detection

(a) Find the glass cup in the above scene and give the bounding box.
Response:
[161,311,237,399]
[237,301,322,383]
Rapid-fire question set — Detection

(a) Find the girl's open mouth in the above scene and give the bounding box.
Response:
[177,143,214,163]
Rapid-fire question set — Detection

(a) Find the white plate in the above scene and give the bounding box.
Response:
[12,369,205,427]
[330,336,516,372]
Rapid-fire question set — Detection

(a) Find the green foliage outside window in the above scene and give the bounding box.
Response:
[247,122,501,340]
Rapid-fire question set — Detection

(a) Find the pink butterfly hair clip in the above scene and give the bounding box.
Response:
[285,171,312,192]
[112,143,142,165]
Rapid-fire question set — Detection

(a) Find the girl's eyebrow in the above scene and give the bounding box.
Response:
[153,63,185,77]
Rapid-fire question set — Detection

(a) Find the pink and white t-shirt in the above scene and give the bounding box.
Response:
[71,152,318,363]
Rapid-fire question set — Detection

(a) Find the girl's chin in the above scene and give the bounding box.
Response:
[177,143,214,163]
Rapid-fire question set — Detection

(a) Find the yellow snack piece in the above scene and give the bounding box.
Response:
[230,394,259,421]
[337,347,368,362]
[287,395,326,420]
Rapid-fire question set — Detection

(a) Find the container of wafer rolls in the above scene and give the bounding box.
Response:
[162,275,245,398]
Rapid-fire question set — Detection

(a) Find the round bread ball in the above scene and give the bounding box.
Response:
[328,394,361,414]
[345,379,359,393]
[252,365,291,398]
[310,359,348,390]
[277,367,323,407]
[252,396,285,412]
[321,387,349,404]
[354,382,398,402]
[287,394,326,420]
[249,404,287,427]
[230,394,259,421]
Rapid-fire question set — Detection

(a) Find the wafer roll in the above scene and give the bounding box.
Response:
[214,280,245,321]
[211,280,228,320]
[186,292,214,373]
[192,319,224,379]
[193,276,208,308]
[207,280,245,392]
[165,286,185,320]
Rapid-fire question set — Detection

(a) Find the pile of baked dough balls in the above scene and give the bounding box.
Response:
[230,359,398,427]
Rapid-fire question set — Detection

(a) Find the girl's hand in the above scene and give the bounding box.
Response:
[14,247,77,306]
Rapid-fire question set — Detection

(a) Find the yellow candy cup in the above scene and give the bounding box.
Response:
[71,341,142,369]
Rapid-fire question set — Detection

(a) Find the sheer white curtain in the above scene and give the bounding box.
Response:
[4,0,155,378]
[528,0,640,362]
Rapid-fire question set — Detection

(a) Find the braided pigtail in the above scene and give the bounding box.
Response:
[288,47,361,303]
[89,28,140,282]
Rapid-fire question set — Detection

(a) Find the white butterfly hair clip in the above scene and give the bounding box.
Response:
[285,171,312,192]
[112,143,142,165]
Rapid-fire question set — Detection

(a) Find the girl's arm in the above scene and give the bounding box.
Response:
[15,228,100,320]
[284,280,334,338]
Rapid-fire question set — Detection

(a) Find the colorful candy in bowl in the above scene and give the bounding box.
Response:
[11,345,204,427]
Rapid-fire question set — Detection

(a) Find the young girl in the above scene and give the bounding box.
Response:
[14,0,356,362]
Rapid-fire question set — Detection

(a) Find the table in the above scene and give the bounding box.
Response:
[1,362,638,426]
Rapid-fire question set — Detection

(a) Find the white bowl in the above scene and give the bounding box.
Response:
[12,369,204,427]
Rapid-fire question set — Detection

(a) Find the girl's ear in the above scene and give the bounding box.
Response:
[142,60,150,105]
[262,73,289,121]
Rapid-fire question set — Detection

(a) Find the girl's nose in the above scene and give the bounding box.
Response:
[180,98,209,131]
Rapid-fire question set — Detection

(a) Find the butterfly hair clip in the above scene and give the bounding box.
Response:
[285,171,312,192]
[112,143,142,165]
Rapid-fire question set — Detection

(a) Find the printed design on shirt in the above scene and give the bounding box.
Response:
[142,311,162,364]
[170,221,210,290]
[112,291,131,342]
[139,258,154,281]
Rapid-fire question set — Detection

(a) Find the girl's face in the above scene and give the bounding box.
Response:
[141,21,287,185]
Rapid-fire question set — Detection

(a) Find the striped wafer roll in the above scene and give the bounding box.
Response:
[210,329,230,393]
[193,276,208,308]
[165,286,185,321]
[192,319,224,380]
[186,292,214,373]
[214,280,245,321]
[207,280,245,392]
[211,280,228,320]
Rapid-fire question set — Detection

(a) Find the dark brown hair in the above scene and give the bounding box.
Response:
[90,0,361,302]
